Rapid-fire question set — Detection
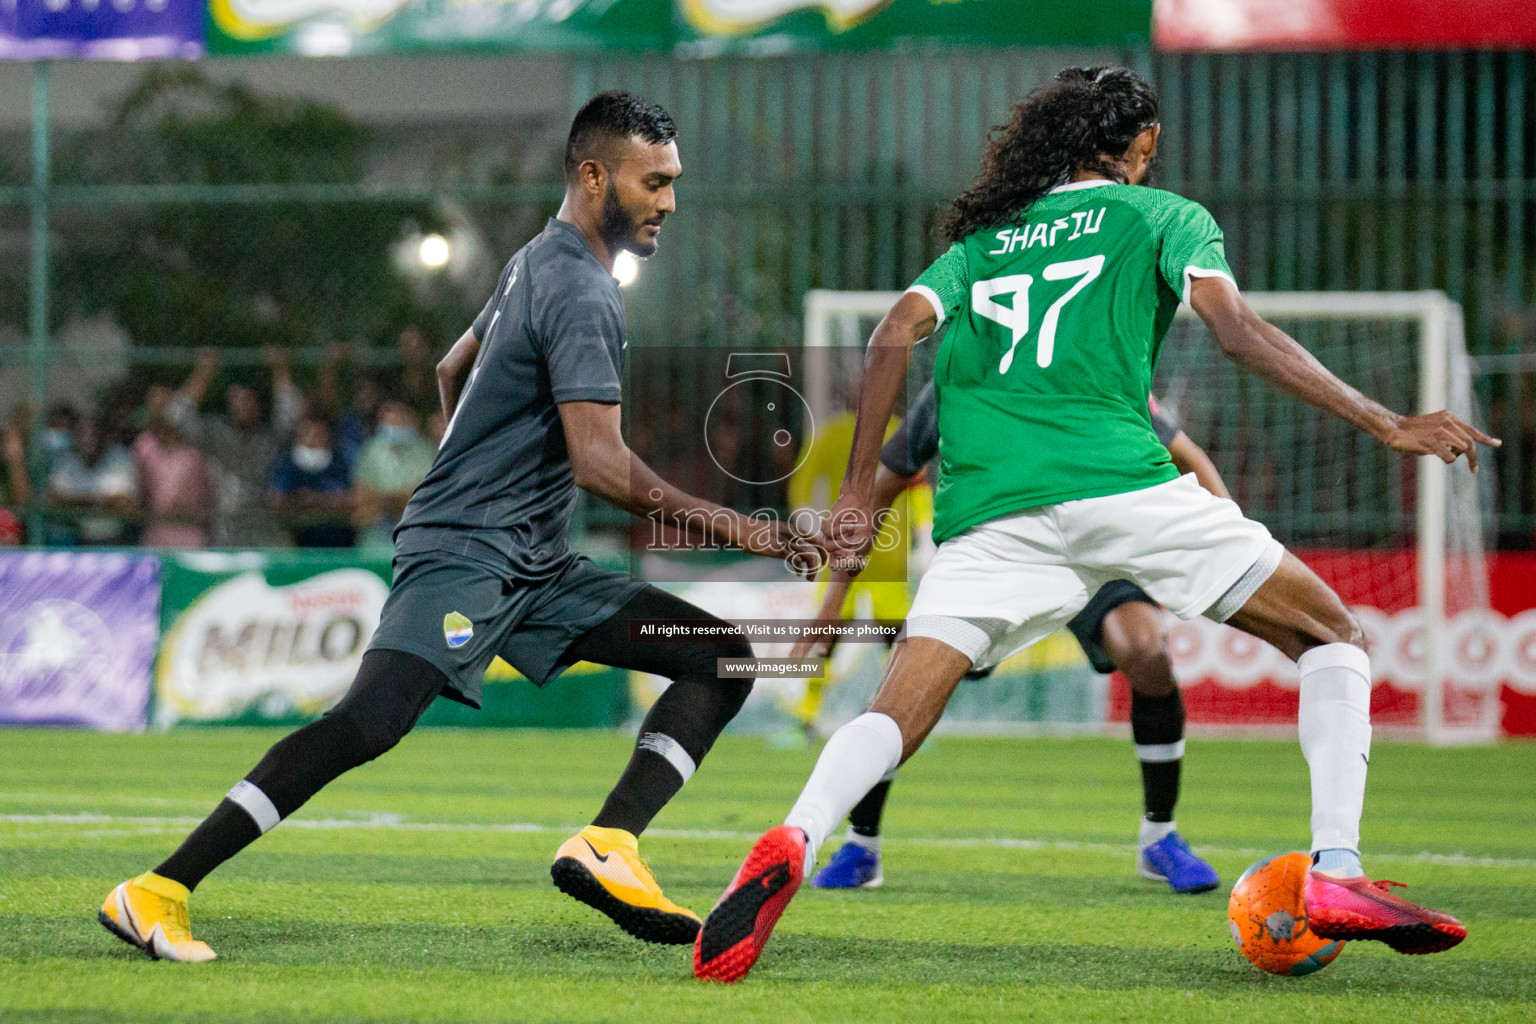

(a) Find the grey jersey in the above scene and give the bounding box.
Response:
[396,219,626,580]
[880,384,1181,479]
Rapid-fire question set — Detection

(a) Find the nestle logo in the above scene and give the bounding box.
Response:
[286,589,363,614]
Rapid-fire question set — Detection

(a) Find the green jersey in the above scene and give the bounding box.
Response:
[910,181,1235,543]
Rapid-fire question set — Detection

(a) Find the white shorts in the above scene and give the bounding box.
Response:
[905,474,1284,669]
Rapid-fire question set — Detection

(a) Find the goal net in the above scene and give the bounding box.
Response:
[803,289,1497,743]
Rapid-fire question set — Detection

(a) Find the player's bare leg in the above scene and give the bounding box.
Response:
[1226,551,1466,953]
[1099,602,1218,893]
[694,638,971,982]
[862,638,973,759]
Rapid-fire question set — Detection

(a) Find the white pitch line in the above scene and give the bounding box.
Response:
[3,813,1533,869]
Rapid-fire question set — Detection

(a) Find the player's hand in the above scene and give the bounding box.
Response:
[820,493,876,575]
[788,636,832,660]
[781,523,827,579]
[1383,411,1501,473]
[739,516,826,578]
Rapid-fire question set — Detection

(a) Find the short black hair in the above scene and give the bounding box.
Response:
[564,90,677,181]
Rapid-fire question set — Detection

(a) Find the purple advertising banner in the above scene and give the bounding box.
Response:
[0,552,160,731]
[1,0,203,60]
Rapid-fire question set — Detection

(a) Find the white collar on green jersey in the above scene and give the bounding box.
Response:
[1048,179,1116,194]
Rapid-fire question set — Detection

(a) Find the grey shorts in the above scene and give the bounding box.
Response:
[368,546,646,708]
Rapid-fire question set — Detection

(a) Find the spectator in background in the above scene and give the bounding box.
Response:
[40,402,79,480]
[269,415,354,547]
[317,343,386,467]
[353,399,436,552]
[393,326,439,418]
[34,403,83,544]
[0,410,30,545]
[169,346,303,547]
[134,382,175,433]
[339,377,385,467]
[425,410,447,448]
[47,416,139,546]
[134,393,214,548]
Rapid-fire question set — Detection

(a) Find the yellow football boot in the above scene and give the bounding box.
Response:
[99,872,217,962]
[551,825,700,944]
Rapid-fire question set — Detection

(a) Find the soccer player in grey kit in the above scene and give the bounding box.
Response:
[99,92,823,962]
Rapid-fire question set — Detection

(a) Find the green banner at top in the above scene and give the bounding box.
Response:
[207,0,1150,56]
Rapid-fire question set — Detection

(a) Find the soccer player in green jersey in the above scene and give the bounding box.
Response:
[804,388,1223,895]
[695,65,1498,983]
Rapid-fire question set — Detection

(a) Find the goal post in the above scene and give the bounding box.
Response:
[802,288,1497,743]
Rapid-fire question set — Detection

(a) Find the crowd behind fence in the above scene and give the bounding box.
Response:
[0,335,450,551]
[5,49,1536,545]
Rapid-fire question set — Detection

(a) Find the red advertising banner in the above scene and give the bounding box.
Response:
[1109,551,1536,737]
[1155,0,1536,51]
[1491,552,1536,738]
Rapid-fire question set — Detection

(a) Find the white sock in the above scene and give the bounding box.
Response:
[1138,817,1176,849]
[845,828,881,854]
[785,712,904,875]
[1314,848,1364,878]
[1297,643,1372,859]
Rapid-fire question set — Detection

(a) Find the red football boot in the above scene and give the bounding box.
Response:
[693,825,806,983]
[1305,870,1467,954]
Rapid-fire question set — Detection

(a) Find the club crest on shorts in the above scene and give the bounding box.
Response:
[443,612,473,649]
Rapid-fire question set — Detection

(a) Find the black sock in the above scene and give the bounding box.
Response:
[560,585,755,837]
[591,749,685,836]
[1138,761,1182,824]
[155,715,373,891]
[592,674,749,835]
[156,650,444,892]
[1131,688,1185,824]
[848,779,892,837]
[155,799,262,891]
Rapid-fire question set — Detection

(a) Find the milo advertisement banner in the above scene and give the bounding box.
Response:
[672,0,1150,51]
[206,0,1149,56]
[155,551,391,727]
[155,550,630,729]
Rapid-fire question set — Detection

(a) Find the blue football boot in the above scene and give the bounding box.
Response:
[1137,831,1220,894]
[810,841,883,889]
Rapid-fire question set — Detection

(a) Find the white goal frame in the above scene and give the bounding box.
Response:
[803,288,1489,744]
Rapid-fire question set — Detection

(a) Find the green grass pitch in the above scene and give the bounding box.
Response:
[1,727,1532,1023]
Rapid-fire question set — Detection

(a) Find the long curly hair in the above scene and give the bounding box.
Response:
[939,66,1159,245]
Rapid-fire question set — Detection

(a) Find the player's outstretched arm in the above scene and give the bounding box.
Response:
[557,399,824,576]
[1188,276,1500,471]
[823,293,936,568]
[435,328,481,421]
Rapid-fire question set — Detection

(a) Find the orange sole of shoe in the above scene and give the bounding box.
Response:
[694,826,804,983]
